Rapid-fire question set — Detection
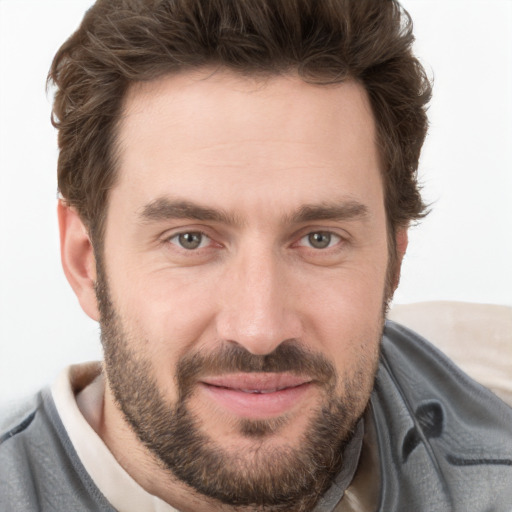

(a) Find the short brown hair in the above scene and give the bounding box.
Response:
[49,0,431,246]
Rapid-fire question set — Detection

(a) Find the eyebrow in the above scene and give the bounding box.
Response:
[138,197,369,226]
[289,201,369,224]
[139,198,241,225]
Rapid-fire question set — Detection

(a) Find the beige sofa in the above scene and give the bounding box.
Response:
[389,301,512,407]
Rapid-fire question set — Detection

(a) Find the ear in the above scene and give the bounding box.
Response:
[395,226,408,263]
[58,201,100,321]
[391,226,409,292]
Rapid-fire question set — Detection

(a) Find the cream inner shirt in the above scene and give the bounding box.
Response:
[52,363,178,512]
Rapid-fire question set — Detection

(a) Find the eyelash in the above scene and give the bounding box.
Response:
[165,230,344,252]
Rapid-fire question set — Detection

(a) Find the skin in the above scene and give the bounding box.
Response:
[59,69,407,511]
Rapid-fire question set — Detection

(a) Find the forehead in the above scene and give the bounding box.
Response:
[119,69,376,159]
[113,69,382,220]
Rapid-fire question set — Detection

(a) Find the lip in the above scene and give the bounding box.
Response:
[199,373,314,419]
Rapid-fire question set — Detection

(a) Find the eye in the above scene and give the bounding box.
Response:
[169,231,210,250]
[299,231,341,249]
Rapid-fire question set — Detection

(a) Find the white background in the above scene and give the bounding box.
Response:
[1,0,511,405]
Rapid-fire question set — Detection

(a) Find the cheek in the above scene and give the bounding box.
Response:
[297,262,386,374]
[107,266,220,364]
[311,279,383,407]
[299,260,388,329]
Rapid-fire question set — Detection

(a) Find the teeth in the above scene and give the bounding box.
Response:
[239,388,281,394]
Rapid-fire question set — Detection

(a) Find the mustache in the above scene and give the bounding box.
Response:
[176,340,337,398]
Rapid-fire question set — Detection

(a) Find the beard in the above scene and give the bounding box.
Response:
[95,262,383,511]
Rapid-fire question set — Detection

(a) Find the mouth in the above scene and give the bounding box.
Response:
[199,373,314,419]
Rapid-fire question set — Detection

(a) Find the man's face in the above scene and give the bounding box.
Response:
[97,70,392,509]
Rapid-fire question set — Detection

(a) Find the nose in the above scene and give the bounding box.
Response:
[215,245,302,355]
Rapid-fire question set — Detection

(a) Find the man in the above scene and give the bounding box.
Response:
[1,0,511,511]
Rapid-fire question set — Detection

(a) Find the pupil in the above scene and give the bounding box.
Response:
[179,232,202,249]
[309,232,331,249]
